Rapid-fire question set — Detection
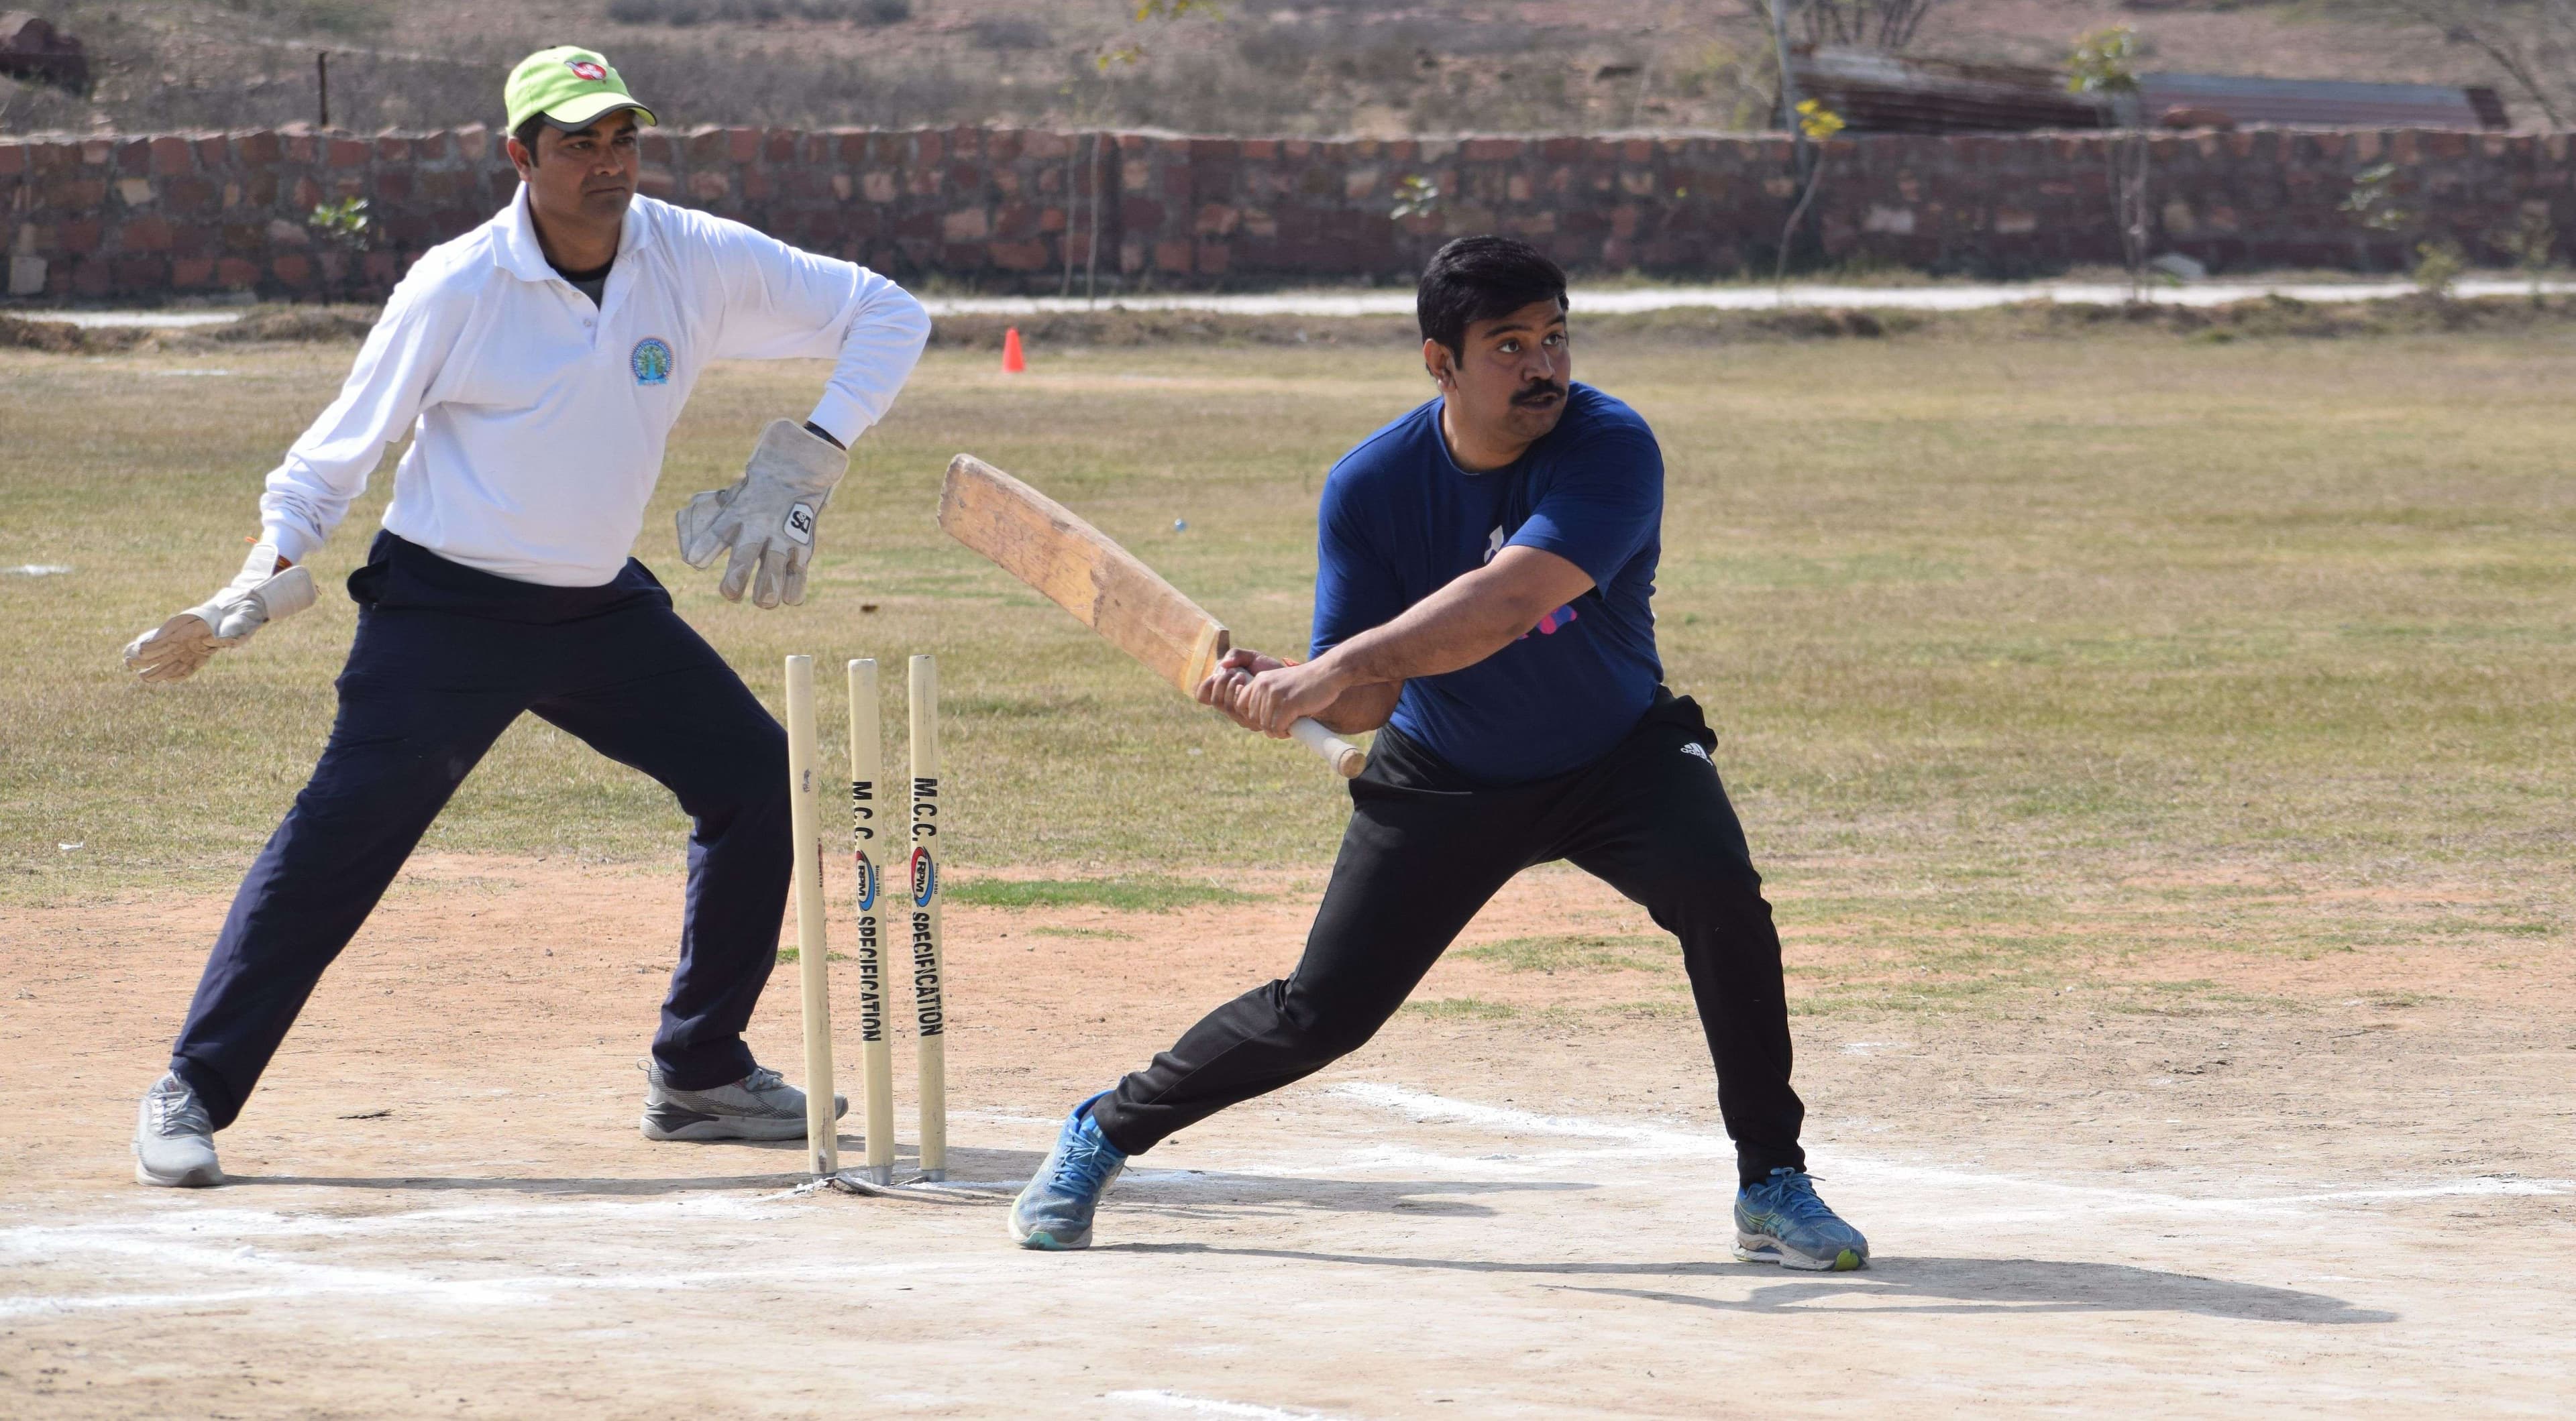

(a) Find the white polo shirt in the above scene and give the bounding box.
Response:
[257,185,930,586]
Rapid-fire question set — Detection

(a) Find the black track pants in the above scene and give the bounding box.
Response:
[1090,691,1807,1185]
[167,532,792,1131]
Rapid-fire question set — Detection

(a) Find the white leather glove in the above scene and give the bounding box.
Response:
[122,542,317,683]
[675,419,849,609]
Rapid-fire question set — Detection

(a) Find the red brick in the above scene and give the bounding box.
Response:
[122,216,175,251]
[58,219,102,253]
[166,171,221,217]
[989,239,1049,270]
[763,128,796,162]
[150,135,192,176]
[727,127,761,162]
[172,256,215,288]
[0,143,24,176]
[1463,138,1521,162]
[417,131,451,161]
[1154,238,1192,273]
[376,135,411,162]
[329,138,370,168]
[239,131,282,163]
[273,253,314,287]
[364,250,400,283]
[217,257,261,287]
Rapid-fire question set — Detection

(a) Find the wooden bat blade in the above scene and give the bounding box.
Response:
[938,453,1369,780]
[937,453,1228,696]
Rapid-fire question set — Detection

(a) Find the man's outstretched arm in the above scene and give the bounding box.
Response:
[1215,546,1594,737]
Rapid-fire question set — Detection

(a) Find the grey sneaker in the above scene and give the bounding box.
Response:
[134,1072,223,1188]
[640,1062,846,1142]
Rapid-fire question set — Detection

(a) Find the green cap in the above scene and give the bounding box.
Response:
[504,46,657,135]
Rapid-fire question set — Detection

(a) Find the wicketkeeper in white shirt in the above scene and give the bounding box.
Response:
[124,47,929,1188]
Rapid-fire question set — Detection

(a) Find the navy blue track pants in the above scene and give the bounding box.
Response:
[168,532,790,1131]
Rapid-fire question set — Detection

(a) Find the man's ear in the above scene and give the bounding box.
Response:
[506,135,536,179]
[1421,337,1455,390]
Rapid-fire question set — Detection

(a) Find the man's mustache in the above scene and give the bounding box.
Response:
[1511,382,1568,406]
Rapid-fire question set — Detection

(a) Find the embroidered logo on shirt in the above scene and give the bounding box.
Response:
[566,59,608,81]
[1484,525,1505,564]
[1517,604,1579,640]
[1681,742,1713,764]
[629,337,673,386]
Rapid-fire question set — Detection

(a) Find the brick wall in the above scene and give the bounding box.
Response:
[2,123,2569,302]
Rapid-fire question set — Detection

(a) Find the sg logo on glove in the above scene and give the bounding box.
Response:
[786,502,816,546]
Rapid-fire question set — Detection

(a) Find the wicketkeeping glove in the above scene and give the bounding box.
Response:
[121,542,317,683]
[674,419,849,608]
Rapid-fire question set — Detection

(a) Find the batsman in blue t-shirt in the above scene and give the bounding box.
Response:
[1012,237,1870,1270]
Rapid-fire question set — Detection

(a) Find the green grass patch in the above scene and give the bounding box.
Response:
[5,335,2571,1011]
[944,877,1258,912]
[774,948,852,965]
[1402,997,1519,1021]
[1457,933,1671,974]
[1023,925,1139,940]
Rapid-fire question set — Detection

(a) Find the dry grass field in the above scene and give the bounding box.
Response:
[1,324,2571,1415]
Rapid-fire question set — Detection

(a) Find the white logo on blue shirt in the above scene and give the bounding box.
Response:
[1484,525,1505,563]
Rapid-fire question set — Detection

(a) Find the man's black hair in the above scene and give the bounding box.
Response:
[511,113,547,163]
[1416,235,1569,357]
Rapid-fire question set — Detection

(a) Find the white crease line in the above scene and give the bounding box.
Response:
[1326,1082,2574,1216]
[1110,1389,1358,1420]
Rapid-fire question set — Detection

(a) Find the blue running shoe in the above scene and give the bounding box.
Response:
[1010,1092,1127,1251]
[1734,1168,1869,1271]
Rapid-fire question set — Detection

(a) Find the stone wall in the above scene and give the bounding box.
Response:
[3,123,2569,302]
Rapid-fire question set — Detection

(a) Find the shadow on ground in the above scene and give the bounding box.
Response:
[1113,1244,2397,1324]
[219,1145,1591,1218]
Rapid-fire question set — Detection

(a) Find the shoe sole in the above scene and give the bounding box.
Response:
[639,1110,812,1143]
[133,1155,222,1188]
[1733,1231,1866,1271]
[1011,1222,1088,1251]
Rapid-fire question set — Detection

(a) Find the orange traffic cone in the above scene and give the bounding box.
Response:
[1001,326,1026,374]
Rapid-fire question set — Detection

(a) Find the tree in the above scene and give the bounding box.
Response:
[2368,0,2572,127]
[1743,0,1949,53]
[2068,26,2149,302]
[1774,99,1846,288]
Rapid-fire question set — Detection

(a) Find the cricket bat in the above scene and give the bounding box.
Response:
[937,453,1368,779]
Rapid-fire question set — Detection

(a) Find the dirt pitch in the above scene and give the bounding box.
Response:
[3,854,2569,1418]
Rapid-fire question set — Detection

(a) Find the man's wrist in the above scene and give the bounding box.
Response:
[802,420,845,451]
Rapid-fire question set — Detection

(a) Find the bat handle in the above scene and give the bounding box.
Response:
[1290,718,1368,779]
